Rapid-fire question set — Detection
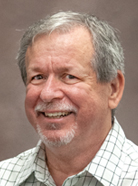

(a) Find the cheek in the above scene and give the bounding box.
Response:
[65,85,97,117]
[66,84,95,106]
[67,85,108,119]
[25,87,40,122]
[25,86,40,105]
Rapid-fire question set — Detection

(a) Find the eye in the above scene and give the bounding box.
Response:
[32,74,43,80]
[66,74,76,79]
[62,74,79,84]
[30,74,45,85]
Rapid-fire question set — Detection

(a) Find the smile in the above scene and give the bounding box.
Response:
[42,112,72,118]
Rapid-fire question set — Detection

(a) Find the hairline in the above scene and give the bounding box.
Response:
[25,24,97,84]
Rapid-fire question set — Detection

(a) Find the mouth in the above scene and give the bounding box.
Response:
[41,111,72,118]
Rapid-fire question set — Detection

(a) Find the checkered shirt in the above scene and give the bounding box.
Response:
[0,118,138,186]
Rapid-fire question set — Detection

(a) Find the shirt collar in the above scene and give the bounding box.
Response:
[15,118,126,186]
[84,118,126,186]
[15,141,55,186]
[15,140,43,185]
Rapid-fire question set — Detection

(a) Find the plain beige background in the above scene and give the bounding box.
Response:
[0,0,138,161]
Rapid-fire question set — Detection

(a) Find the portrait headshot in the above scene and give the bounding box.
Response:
[0,1,138,186]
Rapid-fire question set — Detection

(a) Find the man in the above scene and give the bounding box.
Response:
[0,11,138,186]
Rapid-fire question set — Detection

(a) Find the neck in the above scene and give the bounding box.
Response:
[45,134,106,186]
[45,118,112,186]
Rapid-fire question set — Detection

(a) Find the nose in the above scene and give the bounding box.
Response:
[40,75,64,103]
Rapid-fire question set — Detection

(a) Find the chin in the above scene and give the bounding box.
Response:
[36,124,76,148]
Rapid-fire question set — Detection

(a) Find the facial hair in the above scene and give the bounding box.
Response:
[35,101,78,147]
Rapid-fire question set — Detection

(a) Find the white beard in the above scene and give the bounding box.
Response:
[36,123,77,147]
[35,101,78,147]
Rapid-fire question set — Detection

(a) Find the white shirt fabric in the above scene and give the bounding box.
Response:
[0,118,138,186]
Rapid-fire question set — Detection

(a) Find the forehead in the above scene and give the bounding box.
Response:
[25,27,94,69]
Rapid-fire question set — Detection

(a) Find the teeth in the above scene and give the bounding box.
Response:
[44,112,70,118]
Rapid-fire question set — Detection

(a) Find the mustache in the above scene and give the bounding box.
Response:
[35,102,77,113]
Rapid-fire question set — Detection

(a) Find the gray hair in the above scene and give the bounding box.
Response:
[17,11,124,85]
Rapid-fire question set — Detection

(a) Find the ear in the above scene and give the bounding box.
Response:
[108,71,125,109]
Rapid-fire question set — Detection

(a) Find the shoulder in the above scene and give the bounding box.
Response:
[0,147,36,183]
[120,138,138,183]
[0,147,35,168]
[124,139,138,161]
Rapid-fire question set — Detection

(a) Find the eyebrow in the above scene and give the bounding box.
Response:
[27,64,73,74]
[27,66,42,73]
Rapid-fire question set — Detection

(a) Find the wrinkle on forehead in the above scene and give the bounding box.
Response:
[25,27,95,72]
[32,26,94,55]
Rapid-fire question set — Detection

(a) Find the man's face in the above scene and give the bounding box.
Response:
[25,27,112,147]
